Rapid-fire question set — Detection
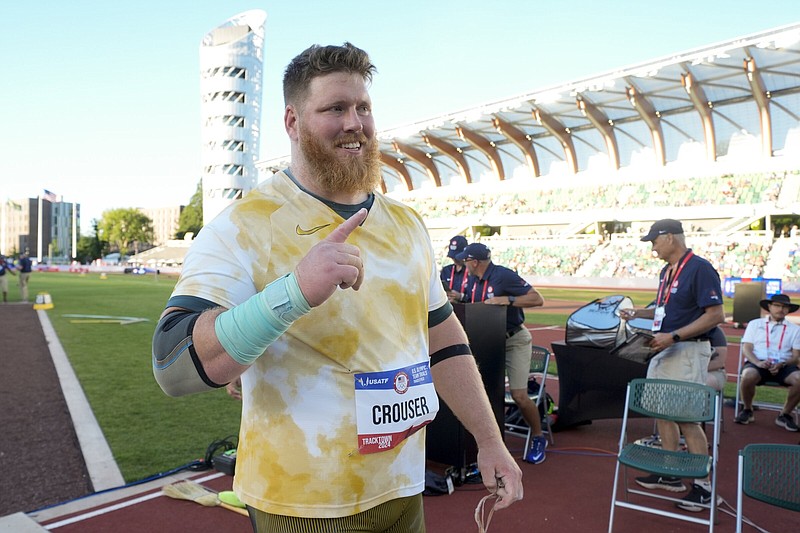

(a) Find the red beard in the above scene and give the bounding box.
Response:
[299,128,381,197]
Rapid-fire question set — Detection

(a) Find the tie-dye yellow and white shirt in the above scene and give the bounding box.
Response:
[169,171,448,518]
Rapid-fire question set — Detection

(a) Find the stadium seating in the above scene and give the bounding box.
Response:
[417,168,799,289]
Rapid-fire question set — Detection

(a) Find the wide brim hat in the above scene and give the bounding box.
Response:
[760,293,800,313]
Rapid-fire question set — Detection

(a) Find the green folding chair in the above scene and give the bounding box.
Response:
[609,378,721,532]
[503,345,554,446]
[735,443,800,532]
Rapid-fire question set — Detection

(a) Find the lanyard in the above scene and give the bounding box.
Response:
[766,320,787,351]
[448,266,467,292]
[470,278,490,303]
[656,251,694,307]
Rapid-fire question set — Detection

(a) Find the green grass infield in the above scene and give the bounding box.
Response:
[30,271,241,483]
[27,272,787,482]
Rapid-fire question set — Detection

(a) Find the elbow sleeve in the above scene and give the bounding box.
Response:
[152,310,225,397]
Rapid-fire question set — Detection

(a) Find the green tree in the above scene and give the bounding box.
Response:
[76,220,106,263]
[175,180,203,239]
[97,208,154,256]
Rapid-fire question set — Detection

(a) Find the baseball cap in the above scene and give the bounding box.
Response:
[640,219,684,242]
[447,235,468,258]
[455,243,491,261]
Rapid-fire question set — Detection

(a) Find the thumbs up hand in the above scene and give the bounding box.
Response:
[294,208,368,307]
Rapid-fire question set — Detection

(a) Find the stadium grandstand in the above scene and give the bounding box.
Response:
[257,23,800,292]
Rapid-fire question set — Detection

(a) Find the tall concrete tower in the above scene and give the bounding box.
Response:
[199,10,267,225]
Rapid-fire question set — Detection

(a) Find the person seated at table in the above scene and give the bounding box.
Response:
[735,294,800,431]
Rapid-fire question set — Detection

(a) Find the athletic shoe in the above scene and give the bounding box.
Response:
[524,435,547,464]
[676,483,721,512]
[775,414,799,432]
[735,408,754,425]
[634,474,686,492]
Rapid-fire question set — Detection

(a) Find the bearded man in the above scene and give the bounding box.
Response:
[152,42,522,532]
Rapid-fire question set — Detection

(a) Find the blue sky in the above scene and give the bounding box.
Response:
[2,0,799,233]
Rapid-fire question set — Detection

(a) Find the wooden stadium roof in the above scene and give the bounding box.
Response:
[259,23,800,193]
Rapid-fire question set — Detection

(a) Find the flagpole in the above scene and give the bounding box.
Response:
[37,195,43,263]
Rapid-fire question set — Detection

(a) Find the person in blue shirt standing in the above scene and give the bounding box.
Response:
[456,242,548,464]
[0,254,17,303]
[440,235,469,304]
[17,251,33,302]
[619,219,724,512]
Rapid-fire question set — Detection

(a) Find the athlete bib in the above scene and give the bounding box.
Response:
[354,361,439,454]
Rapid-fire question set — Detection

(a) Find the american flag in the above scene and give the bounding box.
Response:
[43,189,57,202]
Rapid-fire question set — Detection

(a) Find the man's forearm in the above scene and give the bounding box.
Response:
[430,355,504,447]
[179,306,250,384]
[516,288,544,308]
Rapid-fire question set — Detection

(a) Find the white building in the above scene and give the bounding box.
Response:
[139,206,183,247]
[0,196,79,262]
[198,9,267,225]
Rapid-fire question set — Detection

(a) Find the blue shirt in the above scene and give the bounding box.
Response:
[440,263,469,294]
[463,262,531,330]
[708,326,726,348]
[657,249,723,335]
[19,256,32,273]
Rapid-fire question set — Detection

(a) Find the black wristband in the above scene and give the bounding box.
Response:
[430,343,472,366]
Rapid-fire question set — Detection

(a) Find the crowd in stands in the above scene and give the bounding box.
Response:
[480,241,597,277]
[405,168,798,282]
[783,240,800,281]
[401,171,790,220]
[433,234,775,281]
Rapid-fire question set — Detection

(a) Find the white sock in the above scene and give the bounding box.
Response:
[696,480,711,490]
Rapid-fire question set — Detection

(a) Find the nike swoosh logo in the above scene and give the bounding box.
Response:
[296,223,331,236]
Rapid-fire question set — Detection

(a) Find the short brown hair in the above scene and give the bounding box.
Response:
[283,42,376,106]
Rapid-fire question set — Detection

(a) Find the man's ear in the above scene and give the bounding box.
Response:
[285,105,299,141]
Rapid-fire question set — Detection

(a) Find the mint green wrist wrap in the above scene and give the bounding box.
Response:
[215,272,311,365]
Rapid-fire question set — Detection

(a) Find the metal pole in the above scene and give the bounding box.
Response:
[37,195,43,263]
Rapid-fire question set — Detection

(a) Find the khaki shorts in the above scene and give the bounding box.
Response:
[506,326,533,390]
[647,340,712,384]
[249,494,425,533]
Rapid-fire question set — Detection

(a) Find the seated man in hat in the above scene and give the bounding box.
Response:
[735,293,800,431]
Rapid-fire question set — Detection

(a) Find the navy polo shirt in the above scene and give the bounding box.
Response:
[657,250,723,335]
[708,326,726,348]
[441,263,469,293]
[463,262,531,330]
[19,256,32,273]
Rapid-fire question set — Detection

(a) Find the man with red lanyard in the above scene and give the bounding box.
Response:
[618,219,724,512]
[456,243,548,464]
[735,293,800,431]
[440,235,469,304]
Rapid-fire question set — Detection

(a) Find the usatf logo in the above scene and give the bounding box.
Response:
[295,223,331,236]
